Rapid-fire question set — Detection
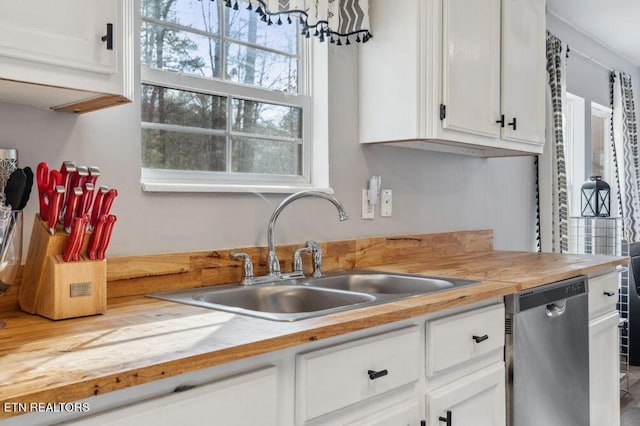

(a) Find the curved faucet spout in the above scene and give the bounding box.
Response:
[267,190,348,278]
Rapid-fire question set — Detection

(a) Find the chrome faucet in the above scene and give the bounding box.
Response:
[267,191,348,279]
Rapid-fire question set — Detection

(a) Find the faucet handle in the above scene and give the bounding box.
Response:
[230,252,254,286]
[305,241,323,278]
[293,245,312,274]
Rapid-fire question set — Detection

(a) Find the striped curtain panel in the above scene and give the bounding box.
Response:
[611,71,640,241]
[226,0,372,44]
[541,33,569,253]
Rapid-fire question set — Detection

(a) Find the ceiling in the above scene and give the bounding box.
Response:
[547,0,640,67]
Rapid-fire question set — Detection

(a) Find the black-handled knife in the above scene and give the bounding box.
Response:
[17,167,34,210]
[4,169,26,210]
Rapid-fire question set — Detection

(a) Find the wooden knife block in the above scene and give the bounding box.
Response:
[18,215,106,320]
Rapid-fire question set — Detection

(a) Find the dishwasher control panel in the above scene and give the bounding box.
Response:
[506,275,588,313]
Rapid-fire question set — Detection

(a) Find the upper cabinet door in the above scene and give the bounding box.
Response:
[0,1,116,75]
[500,0,546,145]
[441,0,501,139]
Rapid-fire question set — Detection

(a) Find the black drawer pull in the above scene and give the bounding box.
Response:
[508,117,517,130]
[439,410,452,425]
[604,291,616,297]
[367,369,388,380]
[472,334,489,343]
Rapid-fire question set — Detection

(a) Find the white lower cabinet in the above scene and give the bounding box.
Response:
[346,399,421,426]
[589,312,620,426]
[426,363,506,426]
[588,270,621,426]
[64,367,278,426]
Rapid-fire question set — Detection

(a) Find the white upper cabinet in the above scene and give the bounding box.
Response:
[0,0,133,113]
[359,0,546,157]
[441,0,501,140]
[501,0,547,145]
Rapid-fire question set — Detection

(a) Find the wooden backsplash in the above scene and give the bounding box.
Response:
[0,230,492,311]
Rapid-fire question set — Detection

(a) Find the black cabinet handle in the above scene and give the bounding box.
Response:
[472,334,489,343]
[101,23,113,50]
[604,291,616,297]
[439,410,452,425]
[496,115,505,127]
[367,369,388,380]
[508,117,517,130]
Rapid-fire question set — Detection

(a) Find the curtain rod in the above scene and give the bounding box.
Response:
[566,45,615,73]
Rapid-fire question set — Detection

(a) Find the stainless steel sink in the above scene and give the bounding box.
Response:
[149,285,376,321]
[147,270,480,321]
[300,271,474,294]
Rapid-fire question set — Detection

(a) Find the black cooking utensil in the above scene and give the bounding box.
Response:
[17,167,34,210]
[4,169,26,210]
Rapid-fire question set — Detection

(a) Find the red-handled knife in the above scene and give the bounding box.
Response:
[63,216,85,262]
[87,166,100,186]
[47,185,65,235]
[90,186,109,230]
[78,182,95,216]
[59,161,76,215]
[87,215,107,260]
[97,214,117,260]
[36,162,49,220]
[63,187,83,233]
[99,188,118,217]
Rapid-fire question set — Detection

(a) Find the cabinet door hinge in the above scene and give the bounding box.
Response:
[440,104,446,120]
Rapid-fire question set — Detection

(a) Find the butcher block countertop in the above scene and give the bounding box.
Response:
[0,232,629,419]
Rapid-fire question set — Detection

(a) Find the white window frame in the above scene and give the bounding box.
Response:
[564,92,586,218]
[139,5,330,193]
[591,101,615,215]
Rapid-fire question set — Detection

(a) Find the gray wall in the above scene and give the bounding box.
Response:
[0,45,537,258]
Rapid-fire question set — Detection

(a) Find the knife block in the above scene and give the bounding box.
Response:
[38,255,106,320]
[19,215,104,319]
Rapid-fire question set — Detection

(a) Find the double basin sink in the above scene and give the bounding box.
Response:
[148,271,480,322]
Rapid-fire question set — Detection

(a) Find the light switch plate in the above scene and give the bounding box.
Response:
[362,189,375,220]
[381,189,392,217]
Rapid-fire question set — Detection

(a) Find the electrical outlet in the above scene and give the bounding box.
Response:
[381,189,392,217]
[362,189,375,220]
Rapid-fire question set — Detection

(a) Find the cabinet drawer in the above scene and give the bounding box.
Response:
[426,303,504,376]
[589,272,619,319]
[296,326,420,423]
[65,367,278,426]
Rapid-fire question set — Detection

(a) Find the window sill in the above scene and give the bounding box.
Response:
[141,181,334,194]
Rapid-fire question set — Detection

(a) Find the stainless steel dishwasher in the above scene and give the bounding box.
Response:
[505,275,589,426]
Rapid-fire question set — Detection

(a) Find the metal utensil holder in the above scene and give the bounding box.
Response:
[0,210,23,295]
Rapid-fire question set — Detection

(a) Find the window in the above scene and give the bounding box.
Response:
[564,93,615,217]
[140,0,323,192]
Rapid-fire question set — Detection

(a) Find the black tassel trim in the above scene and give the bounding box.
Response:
[213,0,373,45]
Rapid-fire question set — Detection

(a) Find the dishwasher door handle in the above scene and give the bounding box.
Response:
[546,300,567,317]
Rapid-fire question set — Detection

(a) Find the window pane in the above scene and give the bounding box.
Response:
[231,99,301,138]
[225,42,297,92]
[231,137,301,175]
[141,0,220,35]
[142,84,227,130]
[141,21,221,78]
[142,129,226,171]
[226,4,297,54]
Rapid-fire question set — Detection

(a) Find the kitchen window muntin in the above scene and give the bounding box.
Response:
[140,0,312,189]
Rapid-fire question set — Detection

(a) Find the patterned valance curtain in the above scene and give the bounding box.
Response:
[214,0,372,44]
[611,71,640,241]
